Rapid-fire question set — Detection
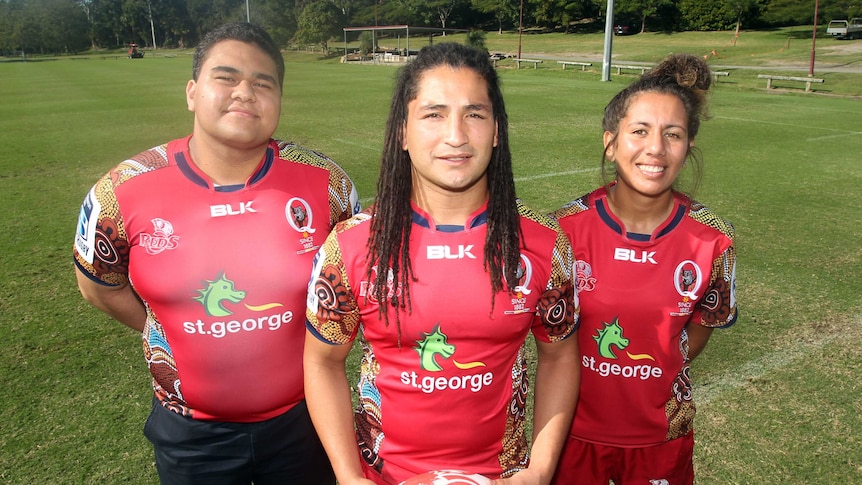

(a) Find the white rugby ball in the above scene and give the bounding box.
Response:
[398,469,492,485]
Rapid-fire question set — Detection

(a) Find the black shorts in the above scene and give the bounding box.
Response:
[144,399,334,485]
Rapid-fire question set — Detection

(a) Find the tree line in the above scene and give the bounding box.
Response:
[1,0,860,56]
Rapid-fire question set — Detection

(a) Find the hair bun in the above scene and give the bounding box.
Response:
[646,53,712,92]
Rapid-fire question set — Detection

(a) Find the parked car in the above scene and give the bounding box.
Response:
[614,24,636,36]
[826,18,862,39]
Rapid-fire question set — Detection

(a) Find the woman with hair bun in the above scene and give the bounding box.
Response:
[551,53,738,484]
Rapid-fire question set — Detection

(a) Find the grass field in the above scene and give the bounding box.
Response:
[1,29,861,483]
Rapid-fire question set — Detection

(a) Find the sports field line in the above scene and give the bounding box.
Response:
[805,132,862,142]
[515,167,599,182]
[714,115,862,141]
[697,313,861,405]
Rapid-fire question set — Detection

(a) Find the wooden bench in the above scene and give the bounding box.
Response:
[557,60,592,71]
[711,71,730,82]
[757,74,824,92]
[613,64,651,75]
[515,58,543,69]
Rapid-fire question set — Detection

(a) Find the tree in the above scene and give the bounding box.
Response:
[466,27,487,52]
[358,30,373,55]
[472,0,519,34]
[400,0,468,31]
[617,0,675,33]
[294,0,344,53]
[726,0,761,44]
[256,0,300,47]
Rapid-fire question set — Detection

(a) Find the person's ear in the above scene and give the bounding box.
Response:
[603,131,615,161]
[186,80,197,112]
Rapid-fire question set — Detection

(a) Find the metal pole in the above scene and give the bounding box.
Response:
[517,0,523,59]
[602,0,615,81]
[246,0,250,22]
[809,0,819,76]
[147,0,156,51]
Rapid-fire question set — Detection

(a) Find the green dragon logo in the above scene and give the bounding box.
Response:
[194,272,246,317]
[415,324,455,371]
[593,317,630,359]
[414,324,487,371]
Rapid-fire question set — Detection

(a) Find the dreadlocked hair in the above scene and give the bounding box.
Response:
[365,42,522,343]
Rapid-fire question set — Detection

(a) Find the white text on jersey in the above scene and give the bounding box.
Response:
[211,202,257,218]
[427,245,476,260]
[614,248,657,264]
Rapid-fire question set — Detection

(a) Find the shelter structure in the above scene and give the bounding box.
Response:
[342,25,470,63]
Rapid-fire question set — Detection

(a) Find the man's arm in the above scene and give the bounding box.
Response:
[75,267,146,332]
[303,332,375,485]
[685,323,714,361]
[498,334,579,485]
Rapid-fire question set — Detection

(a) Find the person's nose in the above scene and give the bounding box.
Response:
[646,131,665,157]
[445,117,468,147]
[232,80,256,102]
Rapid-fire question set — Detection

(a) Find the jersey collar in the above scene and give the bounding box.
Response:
[411,201,489,232]
[594,185,688,241]
[169,136,277,192]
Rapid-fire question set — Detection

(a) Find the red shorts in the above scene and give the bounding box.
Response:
[552,432,694,485]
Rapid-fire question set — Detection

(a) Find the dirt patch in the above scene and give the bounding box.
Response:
[820,41,862,55]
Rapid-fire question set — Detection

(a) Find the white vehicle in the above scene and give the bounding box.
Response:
[826,18,862,39]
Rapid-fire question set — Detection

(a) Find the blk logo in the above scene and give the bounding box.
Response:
[427,245,476,260]
[211,202,257,218]
[614,248,657,264]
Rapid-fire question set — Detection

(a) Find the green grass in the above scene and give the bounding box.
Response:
[1,32,861,483]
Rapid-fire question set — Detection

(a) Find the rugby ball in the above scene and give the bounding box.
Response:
[398,470,492,485]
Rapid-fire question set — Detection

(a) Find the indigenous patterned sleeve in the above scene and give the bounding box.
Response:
[277,142,361,224]
[698,242,737,328]
[535,228,580,342]
[690,203,738,329]
[73,146,169,286]
[518,200,580,343]
[305,225,362,345]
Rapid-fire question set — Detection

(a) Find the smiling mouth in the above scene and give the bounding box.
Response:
[440,154,471,162]
[637,164,665,174]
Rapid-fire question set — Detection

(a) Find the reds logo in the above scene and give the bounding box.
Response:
[139,218,180,255]
[358,266,402,305]
[575,259,597,292]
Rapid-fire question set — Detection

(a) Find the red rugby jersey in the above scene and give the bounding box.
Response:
[307,201,578,483]
[553,186,737,447]
[74,136,359,422]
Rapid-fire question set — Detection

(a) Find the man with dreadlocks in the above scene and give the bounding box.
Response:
[303,42,580,485]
